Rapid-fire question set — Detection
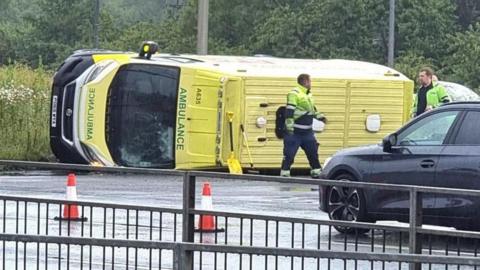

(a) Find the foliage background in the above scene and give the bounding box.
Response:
[0,0,480,160]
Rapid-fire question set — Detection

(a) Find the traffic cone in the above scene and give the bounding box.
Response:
[195,182,224,233]
[54,173,87,221]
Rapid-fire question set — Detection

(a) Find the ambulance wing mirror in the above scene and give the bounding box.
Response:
[382,133,397,153]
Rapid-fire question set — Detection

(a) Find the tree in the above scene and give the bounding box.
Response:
[134,0,272,55]
[102,0,183,28]
[446,23,480,91]
[394,51,435,87]
[14,0,123,67]
[251,0,388,62]
[17,0,94,66]
[395,0,457,69]
[207,0,271,54]
[249,5,305,57]
[455,0,480,29]
[0,0,39,65]
[108,0,257,55]
[0,0,12,18]
[0,0,475,81]
[0,23,27,64]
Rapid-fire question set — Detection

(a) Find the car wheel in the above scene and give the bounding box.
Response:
[327,173,370,234]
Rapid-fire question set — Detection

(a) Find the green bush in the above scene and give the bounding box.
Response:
[0,64,53,160]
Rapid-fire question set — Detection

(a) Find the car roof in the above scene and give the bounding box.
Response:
[437,81,480,102]
[440,101,480,109]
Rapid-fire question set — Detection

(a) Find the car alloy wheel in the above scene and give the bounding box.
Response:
[328,186,360,222]
[327,173,369,234]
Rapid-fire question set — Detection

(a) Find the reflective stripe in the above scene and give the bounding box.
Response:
[295,114,314,125]
[293,124,313,129]
[293,110,315,117]
[293,110,308,117]
[311,168,322,177]
[285,118,294,129]
[286,105,296,110]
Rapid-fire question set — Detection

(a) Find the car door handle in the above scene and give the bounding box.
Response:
[420,160,435,168]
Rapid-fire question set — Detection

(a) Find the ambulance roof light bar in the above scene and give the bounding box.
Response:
[138,41,159,60]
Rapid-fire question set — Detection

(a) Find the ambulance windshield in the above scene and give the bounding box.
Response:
[106,64,179,168]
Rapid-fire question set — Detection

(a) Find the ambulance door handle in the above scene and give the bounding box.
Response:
[257,137,267,142]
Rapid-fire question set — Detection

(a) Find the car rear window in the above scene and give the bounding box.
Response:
[454,111,480,145]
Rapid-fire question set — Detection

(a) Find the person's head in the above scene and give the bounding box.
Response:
[297,74,311,90]
[418,67,434,87]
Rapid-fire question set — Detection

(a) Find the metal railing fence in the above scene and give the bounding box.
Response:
[2,160,480,269]
[2,233,480,270]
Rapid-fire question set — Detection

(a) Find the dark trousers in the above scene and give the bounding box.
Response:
[281,132,321,170]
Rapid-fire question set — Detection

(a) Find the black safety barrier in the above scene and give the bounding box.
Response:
[2,160,480,270]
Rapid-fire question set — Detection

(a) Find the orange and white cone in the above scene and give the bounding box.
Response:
[195,182,224,233]
[55,173,87,221]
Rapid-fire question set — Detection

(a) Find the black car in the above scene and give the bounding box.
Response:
[319,102,480,232]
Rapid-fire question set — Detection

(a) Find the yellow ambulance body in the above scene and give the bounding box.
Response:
[50,51,413,170]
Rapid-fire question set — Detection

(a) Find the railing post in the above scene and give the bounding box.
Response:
[173,243,184,270]
[409,187,423,270]
[182,172,196,270]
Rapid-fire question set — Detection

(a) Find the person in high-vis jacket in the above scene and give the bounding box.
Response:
[411,67,450,117]
[280,74,326,178]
